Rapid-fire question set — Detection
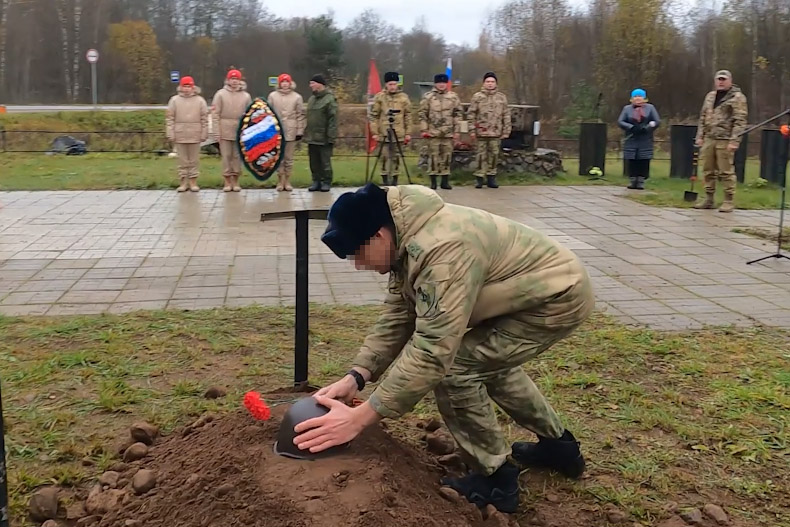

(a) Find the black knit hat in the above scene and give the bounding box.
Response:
[310,74,326,86]
[434,73,449,83]
[483,71,497,81]
[321,183,393,259]
[384,71,399,83]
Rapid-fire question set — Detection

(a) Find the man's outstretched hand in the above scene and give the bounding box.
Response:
[292,396,381,453]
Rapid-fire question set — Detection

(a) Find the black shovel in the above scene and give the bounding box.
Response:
[684,145,700,202]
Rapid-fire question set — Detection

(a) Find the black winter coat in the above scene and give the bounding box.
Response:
[618,103,660,160]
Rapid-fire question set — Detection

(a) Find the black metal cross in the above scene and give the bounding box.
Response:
[260,209,329,390]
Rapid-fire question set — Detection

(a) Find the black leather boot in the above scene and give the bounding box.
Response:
[430,176,437,190]
[308,180,321,192]
[487,175,499,188]
[627,177,638,189]
[392,176,399,186]
[440,460,520,513]
[511,430,586,479]
[381,175,390,186]
[475,177,484,189]
[440,175,452,189]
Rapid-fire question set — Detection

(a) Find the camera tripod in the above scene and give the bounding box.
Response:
[744,109,790,265]
[367,111,412,185]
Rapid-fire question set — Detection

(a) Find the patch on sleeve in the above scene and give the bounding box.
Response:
[415,282,440,319]
[406,241,424,260]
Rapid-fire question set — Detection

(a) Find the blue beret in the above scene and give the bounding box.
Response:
[321,183,392,259]
[631,88,646,98]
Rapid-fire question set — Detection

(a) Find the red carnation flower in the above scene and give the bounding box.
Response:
[243,391,271,421]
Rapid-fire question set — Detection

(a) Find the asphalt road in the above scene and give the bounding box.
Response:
[2,105,167,113]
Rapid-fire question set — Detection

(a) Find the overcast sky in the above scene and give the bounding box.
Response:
[267,1,514,47]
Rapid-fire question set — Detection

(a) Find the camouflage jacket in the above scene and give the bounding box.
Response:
[418,88,463,138]
[369,89,412,141]
[351,185,594,418]
[695,85,748,143]
[467,88,512,138]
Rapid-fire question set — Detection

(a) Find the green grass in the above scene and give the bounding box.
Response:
[1,307,789,526]
[0,152,599,191]
[1,152,786,211]
[732,226,790,251]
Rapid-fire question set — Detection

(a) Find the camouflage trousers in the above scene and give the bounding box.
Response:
[434,277,595,476]
[474,138,500,177]
[427,138,453,176]
[380,141,403,178]
[701,139,736,198]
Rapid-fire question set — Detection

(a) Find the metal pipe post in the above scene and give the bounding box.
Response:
[91,63,98,108]
[294,211,309,389]
[1,380,9,527]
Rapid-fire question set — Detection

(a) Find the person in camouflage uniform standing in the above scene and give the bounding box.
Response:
[291,183,595,514]
[304,75,339,192]
[467,72,511,189]
[693,70,748,213]
[419,74,463,190]
[370,71,412,186]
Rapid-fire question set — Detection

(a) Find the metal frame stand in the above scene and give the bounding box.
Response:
[747,156,790,265]
[366,116,413,185]
[261,209,329,390]
[747,119,790,266]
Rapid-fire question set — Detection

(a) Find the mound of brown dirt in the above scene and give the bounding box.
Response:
[91,400,507,527]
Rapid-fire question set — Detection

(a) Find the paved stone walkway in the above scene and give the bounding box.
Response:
[2,186,790,330]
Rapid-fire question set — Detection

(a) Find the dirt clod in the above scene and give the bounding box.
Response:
[438,453,466,470]
[123,443,149,462]
[130,422,159,445]
[703,504,728,525]
[132,469,157,495]
[439,487,460,503]
[66,502,87,520]
[425,418,442,432]
[42,520,59,527]
[29,486,60,522]
[98,471,120,488]
[108,462,130,473]
[680,508,703,525]
[606,508,627,523]
[85,485,124,515]
[204,387,227,399]
[426,431,456,455]
[216,483,235,496]
[77,516,102,526]
[656,516,688,527]
[545,493,561,503]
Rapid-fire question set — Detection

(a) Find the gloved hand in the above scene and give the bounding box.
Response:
[421,132,431,139]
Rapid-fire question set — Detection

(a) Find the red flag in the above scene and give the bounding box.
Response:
[366,59,382,154]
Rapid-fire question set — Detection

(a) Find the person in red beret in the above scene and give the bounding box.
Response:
[267,73,306,192]
[166,76,208,192]
[211,68,252,192]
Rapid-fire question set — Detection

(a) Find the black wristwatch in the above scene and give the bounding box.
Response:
[347,370,366,391]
